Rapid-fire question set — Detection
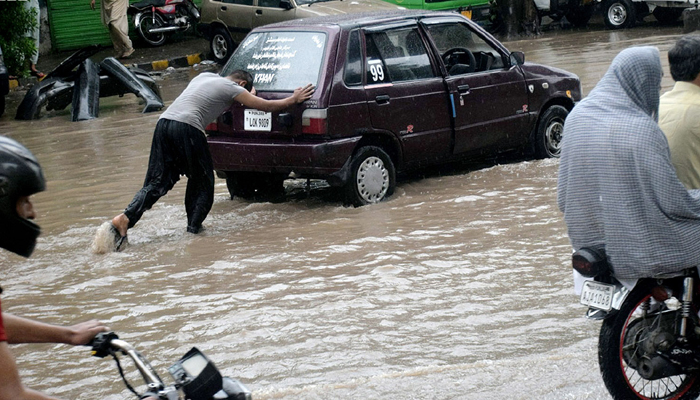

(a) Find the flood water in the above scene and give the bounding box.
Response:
[0,20,687,400]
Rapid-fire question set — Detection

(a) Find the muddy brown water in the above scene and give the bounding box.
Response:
[0,21,687,399]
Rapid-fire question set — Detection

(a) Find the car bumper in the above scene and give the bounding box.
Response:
[207,135,360,181]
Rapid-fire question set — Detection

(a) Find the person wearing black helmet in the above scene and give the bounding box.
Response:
[0,136,109,400]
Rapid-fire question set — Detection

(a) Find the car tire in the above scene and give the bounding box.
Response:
[210,27,235,65]
[603,0,636,29]
[0,94,5,118]
[344,146,395,207]
[653,6,684,25]
[226,172,285,201]
[534,105,568,159]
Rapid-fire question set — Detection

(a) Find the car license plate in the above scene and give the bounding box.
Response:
[580,281,614,311]
[244,109,272,132]
[461,9,473,19]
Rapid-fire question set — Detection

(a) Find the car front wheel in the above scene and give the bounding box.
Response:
[534,105,568,159]
[344,146,395,207]
[210,27,235,65]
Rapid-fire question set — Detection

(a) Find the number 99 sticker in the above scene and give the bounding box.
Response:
[368,59,385,83]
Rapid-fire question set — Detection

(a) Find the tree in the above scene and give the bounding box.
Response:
[492,0,540,39]
[0,2,38,77]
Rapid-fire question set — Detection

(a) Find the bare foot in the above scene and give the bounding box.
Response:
[111,213,129,237]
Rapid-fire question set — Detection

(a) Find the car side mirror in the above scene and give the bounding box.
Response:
[279,0,293,10]
[510,51,525,66]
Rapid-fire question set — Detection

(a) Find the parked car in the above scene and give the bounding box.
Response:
[0,44,9,118]
[206,10,582,206]
[198,0,405,64]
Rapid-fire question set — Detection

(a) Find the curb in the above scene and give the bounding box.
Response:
[130,53,204,72]
[7,52,206,89]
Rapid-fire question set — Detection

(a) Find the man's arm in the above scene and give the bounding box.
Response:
[0,342,61,400]
[234,84,314,113]
[3,313,109,345]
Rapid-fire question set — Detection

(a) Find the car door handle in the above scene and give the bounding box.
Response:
[220,5,227,10]
[375,95,390,104]
[256,9,263,14]
[458,84,470,94]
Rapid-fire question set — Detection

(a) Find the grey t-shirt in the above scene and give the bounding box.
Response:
[160,72,246,132]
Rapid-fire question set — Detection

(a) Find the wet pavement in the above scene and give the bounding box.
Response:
[0,15,691,400]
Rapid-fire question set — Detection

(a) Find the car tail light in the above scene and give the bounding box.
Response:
[571,247,608,278]
[302,109,327,135]
[205,122,218,132]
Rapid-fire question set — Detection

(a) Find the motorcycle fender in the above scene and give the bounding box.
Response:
[134,12,145,28]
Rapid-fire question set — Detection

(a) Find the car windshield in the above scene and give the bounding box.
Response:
[222,31,327,92]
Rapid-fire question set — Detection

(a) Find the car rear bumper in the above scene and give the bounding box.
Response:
[207,135,360,180]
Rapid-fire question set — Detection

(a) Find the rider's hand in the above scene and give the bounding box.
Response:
[293,84,315,104]
[68,319,110,345]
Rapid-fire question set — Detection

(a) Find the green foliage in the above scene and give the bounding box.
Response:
[0,2,38,77]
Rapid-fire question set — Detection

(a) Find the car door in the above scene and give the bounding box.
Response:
[252,0,296,28]
[213,0,255,33]
[362,22,452,169]
[422,17,530,156]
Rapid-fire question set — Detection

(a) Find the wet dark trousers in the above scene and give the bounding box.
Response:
[124,119,214,232]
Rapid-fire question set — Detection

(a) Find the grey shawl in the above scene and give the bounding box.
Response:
[557,46,700,279]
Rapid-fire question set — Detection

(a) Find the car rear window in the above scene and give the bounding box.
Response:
[222,31,327,92]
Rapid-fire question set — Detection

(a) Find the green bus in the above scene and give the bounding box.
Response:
[381,0,491,20]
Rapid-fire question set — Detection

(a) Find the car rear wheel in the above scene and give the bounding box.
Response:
[603,0,636,29]
[534,105,568,159]
[210,27,235,65]
[225,172,285,201]
[344,146,395,207]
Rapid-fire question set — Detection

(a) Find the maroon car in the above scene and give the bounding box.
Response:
[207,10,582,206]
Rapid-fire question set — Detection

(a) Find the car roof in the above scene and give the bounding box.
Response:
[261,10,462,31]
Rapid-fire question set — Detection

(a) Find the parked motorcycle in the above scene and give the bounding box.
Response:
[127,0,200,47]
[90,331,251,400]
[573,246,700,399]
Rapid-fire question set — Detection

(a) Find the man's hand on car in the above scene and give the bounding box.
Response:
[293,84,315,103]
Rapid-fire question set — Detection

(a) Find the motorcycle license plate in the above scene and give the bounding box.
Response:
[244,109,272,132]
[580,281,614,311]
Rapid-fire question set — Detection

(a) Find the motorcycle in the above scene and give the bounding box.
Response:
[90,332,252,400]
[127,0,200,47]
[573,246,700,400]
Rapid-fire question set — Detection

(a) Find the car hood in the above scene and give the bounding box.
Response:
[295,0,404,17]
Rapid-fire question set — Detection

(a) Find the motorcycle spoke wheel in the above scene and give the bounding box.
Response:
[599,283,700,400]
[138,12,167,46]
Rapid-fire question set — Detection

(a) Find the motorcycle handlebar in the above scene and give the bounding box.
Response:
[90,332,165,390]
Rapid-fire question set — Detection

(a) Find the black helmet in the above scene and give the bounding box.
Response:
[0,136,46,257]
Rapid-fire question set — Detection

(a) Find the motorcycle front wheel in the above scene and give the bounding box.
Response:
[137,11,167,46]
[599,282,700,399]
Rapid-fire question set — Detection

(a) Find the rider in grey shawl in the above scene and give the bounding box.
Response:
[558,46,700,280]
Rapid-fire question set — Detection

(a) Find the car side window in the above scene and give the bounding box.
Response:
[344,30,363,86]
[364,27,434,84]
[424,22,504,76]
[223,0,254,5]
[257,0,281,7]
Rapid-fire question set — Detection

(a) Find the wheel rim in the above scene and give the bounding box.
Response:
[356,156,389,203]
[545,117,564,157]
[619,294,697,399]
[608,3,628,26]
[212,34,228,60]
[140,14,165,44]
